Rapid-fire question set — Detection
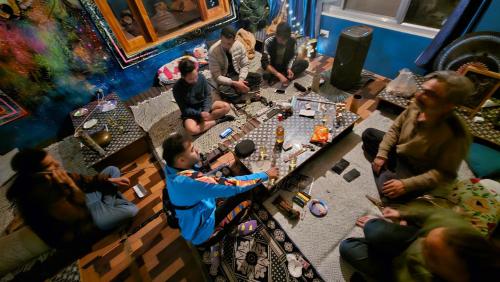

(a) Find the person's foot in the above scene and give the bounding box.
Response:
[216,115,235,124]
[355,215,378,228]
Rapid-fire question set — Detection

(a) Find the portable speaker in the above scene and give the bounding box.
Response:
[330,26,373,90]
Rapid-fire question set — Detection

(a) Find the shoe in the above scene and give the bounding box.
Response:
[216,115,235,124]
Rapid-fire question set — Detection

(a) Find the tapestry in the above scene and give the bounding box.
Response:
[0,91,28,126]
[202,203,324,282]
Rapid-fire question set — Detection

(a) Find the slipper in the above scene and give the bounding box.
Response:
[237,220,258,236]
[209,243,221,276]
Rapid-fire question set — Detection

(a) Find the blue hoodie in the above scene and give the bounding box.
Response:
[164,165,268,245]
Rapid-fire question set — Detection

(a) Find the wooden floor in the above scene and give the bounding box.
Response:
[78,154,206,282]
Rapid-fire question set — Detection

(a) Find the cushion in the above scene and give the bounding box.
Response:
[466,142,500,178]
[448,178,500,236]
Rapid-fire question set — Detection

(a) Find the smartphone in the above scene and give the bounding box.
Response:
[275,88,286,94]
[343,169,360,182]
[132,183,148,198]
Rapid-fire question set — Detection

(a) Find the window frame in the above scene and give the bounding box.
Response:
[95,0,231,55]
[321,0,441,38]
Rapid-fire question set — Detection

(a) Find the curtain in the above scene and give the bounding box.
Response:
[267,0,283,23]
[287,0,318,38]
[415,0,491,68]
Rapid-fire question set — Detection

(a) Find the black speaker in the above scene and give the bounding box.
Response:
[330,25,373,90]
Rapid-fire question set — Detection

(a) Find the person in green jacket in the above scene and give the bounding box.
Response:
[340,205,500,281]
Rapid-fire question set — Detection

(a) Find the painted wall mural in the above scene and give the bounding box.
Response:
[0,0,235,154]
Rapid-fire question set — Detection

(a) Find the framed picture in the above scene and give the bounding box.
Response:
[460,66,500,117]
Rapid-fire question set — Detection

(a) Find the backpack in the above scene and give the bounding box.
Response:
[162,188,199,229]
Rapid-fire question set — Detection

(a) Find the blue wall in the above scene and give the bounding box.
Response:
[317,15,432,79]
[472,0,500,32]
[317,0,500,80]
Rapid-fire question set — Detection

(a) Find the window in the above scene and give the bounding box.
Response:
[322,0,460,37]
[96,0,231,54]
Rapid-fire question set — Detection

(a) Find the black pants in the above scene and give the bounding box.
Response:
[218,72,262,104]
[340,219,419,281]
[362,128,423,204]
[197,191,253,247]
[263,59,309,83]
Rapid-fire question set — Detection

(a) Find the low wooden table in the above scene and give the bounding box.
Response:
[231,92,359,187]
[70,93,147,169]
[377,74,500,148]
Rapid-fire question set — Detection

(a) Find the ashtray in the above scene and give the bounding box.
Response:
[97,99,117,113]
[309,199,328,217]
[83,118,98,129]
[73,107,89,117]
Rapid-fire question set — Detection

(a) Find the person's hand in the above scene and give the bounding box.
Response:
[233,80,250,93]
[382,207,401,220]
[287,69,294,80]
[266,167,279,180]
[200,111,211,121]
[50,169,79,192]
[372,156,387,175]
[355,215,378,228]
[382,179,406,198]
[277,73,289,86]
[109,177,131,188]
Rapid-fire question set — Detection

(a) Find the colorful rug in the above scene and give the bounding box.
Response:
[0,90,28,126]
[201,204,324,282]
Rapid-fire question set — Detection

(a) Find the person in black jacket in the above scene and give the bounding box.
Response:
[261,23,309,87]
[173,58,234,135]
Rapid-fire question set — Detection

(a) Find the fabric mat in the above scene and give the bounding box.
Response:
[201,204,324,282]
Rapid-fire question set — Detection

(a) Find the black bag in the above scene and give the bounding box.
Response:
[162,188,199,229]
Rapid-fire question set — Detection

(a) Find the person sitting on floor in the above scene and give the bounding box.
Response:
[261,22,309,87]
[208,26,261,103]
[162,132,278,272]
[173,58,235,136]
[362,71,474,203]
[6,149,138,249]
[340,205,500,281]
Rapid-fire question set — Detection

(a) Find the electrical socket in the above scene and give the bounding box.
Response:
[320,29,329,38]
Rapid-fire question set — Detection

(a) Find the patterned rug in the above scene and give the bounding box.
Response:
[201,204,324,282]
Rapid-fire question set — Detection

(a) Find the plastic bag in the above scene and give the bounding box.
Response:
[386,68,418,98]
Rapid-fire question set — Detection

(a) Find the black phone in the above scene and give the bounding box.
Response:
[275,88,286,94]
[332,158,350,174]
[343,169,360,182]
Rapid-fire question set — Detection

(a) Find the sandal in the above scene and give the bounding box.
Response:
[237,220,258,236]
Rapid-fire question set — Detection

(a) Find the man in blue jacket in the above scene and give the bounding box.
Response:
[163,132,278,275]
[162,132,278,246]
[173,58,235,135]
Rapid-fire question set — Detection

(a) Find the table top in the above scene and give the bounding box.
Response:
[70,93,145,167]
[232,92,359,187]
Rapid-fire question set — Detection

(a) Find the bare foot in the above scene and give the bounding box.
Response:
[355,215,378,228]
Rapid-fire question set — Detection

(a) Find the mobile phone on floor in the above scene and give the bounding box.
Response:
[133,183,147,198]
[343,169,360,182]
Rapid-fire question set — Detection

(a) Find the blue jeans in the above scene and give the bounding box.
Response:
[85,166,138,231]
[339,219,419,281]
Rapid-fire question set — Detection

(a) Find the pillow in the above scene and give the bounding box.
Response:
[448,178,500,236]
[466,143,500,178]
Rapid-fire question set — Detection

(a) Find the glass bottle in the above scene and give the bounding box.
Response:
[275,114,285,145]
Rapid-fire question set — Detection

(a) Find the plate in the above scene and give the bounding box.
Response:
[83,118,98,129]
[73,108,89,117]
